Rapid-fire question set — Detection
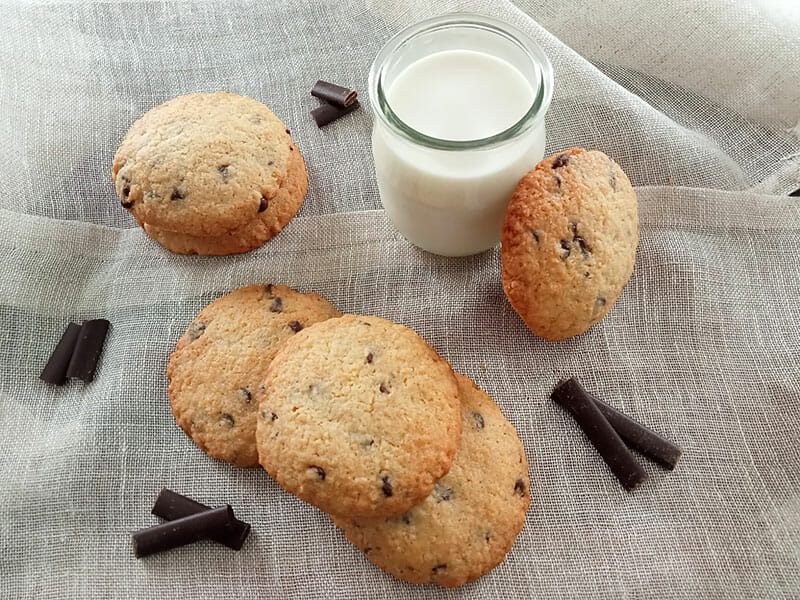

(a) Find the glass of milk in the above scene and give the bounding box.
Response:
[368,14,553,257]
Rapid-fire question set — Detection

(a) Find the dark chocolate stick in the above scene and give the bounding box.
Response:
[311,100,360,128]
[311,80,358,107]
[65,319,110,382]
[552,378,648,491]
[40,322,81,385]
[588,392,682,470]
[151,489,250,551]
[132,505,234,558]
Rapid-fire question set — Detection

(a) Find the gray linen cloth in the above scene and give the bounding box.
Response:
[1,1,798,598]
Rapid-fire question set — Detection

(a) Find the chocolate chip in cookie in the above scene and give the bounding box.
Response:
[309,465,326,480]
[552,153,570,168]
[381,475,393,497]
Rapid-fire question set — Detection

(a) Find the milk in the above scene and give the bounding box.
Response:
[372,49,546,256]
[388,50,534,141]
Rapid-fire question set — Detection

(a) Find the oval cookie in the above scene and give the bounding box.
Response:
[501,148,639,341]
[255,314,462,518]
[333,373,531,588]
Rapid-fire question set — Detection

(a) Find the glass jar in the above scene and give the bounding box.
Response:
[368,13,554,257]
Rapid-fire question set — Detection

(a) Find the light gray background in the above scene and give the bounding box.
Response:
[1,1,799,598]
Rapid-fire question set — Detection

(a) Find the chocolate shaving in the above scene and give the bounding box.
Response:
[40,322,81,385]
[311,80,358,107]
[551,378,648,491]
[65,319,110,382]
[311,100,360,128]
[150,489,250,551]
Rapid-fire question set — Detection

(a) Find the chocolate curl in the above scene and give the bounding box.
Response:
[552,378,648,491]
[151,489,250,550]
[132,505,235,558]
[311,80,358,107]
[311,100,360,128]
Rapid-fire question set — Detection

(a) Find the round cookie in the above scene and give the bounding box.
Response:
[501,148,639,341]
[333,373,531,588]
[112,91,301,237]
[255,314,462,518]
[167,285,340,467]
[141,143,307,255]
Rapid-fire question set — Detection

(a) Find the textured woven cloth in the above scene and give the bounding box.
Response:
[1,1,799,598]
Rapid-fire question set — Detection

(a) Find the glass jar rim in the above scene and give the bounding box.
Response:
[368,13,554,151]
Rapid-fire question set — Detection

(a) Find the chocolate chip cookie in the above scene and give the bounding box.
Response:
[141,142,307,255]
[112,91,306,253]
[255,314,462,518]
[333,373,531,588]
[167,285,340,467]
[502,148,639,341]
